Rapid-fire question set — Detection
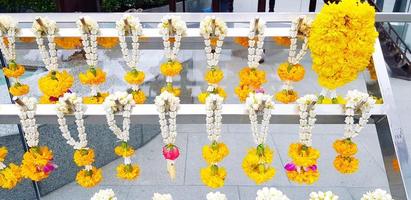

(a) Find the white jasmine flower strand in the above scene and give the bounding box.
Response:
[103,92,134,141]
[296,94,318,147]
[55,93,88,150]
[0,15,17,62]
[32,16,58,71]
[152,193,173,200]
[288,16,310,65]
[77,16,99,67]
[309,191,339,200]
[90,189,117,200]
[207,191,227,200]
[158,16,187,61]
[205,94,224,142]
[247,18,265,69]
[116,15,142,69]
[155,91,180,145]
[245,92,274,145]
[16,97,40,147]
[361,189,393,200]
[256,187,290,200]
[200,16,227,68]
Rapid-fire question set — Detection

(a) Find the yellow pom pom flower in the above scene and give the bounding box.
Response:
[79,67,107,86]
[0,163,22,189]
[114,142,135,157]
[73,148,95,167]
[38,70,74,100]
[116,164,140,180]
[333,155,359,174]
[21,146,54,181]
[9,83,30,97]
[0,147,8,162]
[161,85,181,97]
[285,169,319,185]
[234,84,252,103]
[76,167,103,188]
[202,142,229,164]
[3,63,25,78]
[83,92,109,104]
[242,145,276,184]
[205,68,224,84]
[124,69,145,85]
[309,0,378,89]
[277,62,305,82]
[275,89,298,104]
[288,143,320,167]
[333,139,357,156]
[238,67,266,89]
[132,90,146,104]
[200,165,227,188]
[160,60,183,77]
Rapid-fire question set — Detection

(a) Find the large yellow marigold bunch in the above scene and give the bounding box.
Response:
[73,148,95,167]
[0,163,22,189]
[124,70,145,85]
[79,67,106,86]
[9,83,29,97]
[116,164,140,180]
[242,145,276,184]
[275,89,298,104]
[21,146,54,181]
[76,167,103,188]
[235,67,267,102]
[309,0,378,89]
[38,70,74,103]
[114,143,135,157]
[333,139,357,156]
[288,143,320,167]
[198,87,226,104]
[202,142,229,164]
[200,165,227,188]
[132,90,146,104]
[333,138,359,174]
[160,60,183,77]
[3,63,25,78]
[286,169,319,184]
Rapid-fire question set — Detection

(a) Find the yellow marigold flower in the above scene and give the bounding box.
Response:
[161,86,181,97]
[79,67,107,86]
[275,89,298,104]
[202,142,229,164]
[198,87,226,104]
[273,36,291,47]
[234,84,252,103]
[76,167,103,188]
[309,0,378,89]
[333,155,359,174]
[242,145,276,184]
[116,163,140,180]
[21,146,54,181]
[205,68,224,84]
[9,83,30,97]
[286,169,319,185]
[333,139,357,156]
[238,67,266,89]
[0,147,7,162]
[97,37,119,48]
[234,37,249,48]
[160,60,183,77]
[114,142,135,157]
[83,92,109,104]
[288,143,320,167]
[18,37,35,43]
[124,70,145,85]
[38,70,74,98]
[277,62,305,82]
[200,165,227,188]
[318,96,346,104]
[74,148,95,167]
[198,92,209,104]
[0,163,22,189]
[3,63,25,78]
[54,37,82,49]
[132,90,146,104]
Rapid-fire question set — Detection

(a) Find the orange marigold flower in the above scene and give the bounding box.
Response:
[161,86,181,97]
[277,62,305,82]
[114,142,135,157]
[234,37,249,48]
[3,63,25,78]
[9,83,30,97]
[160,60,183,77]
[73,148,95,167]
[116,164,140,180]
[97,37,119,48]
[286,169,319,184]
[79,67,106,86]
[333,155,359,174]
[124,70,145,85]
[288,143,320,167]
[205,68,224,84]
[132,90,146,104]
[333,139,357,156]
[21,146,54,181]
[38,70,74,99]
[83,92,109,104]
[234,84,252,103]
[273,36,291,47]
[55,37,82,49]
[239,67,266,89]
[18,37,35,43]
[76,167,102,188]
[275,89,298,104]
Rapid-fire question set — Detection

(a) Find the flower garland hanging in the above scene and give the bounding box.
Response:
[155,91,180,180]
[0,16,30,97]
[256,187,290,200]
[309,191,339,200]
[235,18,267,102]
[275,16,310,104]
[153,193,173,200]
[309,0,378,102]
[116,15,146,104]
[333,90,375,174]
[0,146,22,189]
[285,94,320,184]
[242,92,276,184]
[207,191,227,200]
[77,16,108,104]
[197,16,229,189]
[15,97,57,181]
[158,16,187,96]
[103,92,140,180]
[361,189,393,200]
[198,16,227,104]
[33,17,74,104]
[56,93,102,187]
[91,189,117,200]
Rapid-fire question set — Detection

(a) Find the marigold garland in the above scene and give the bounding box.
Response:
[76,166,103,188]
[21,146,55,182]
[38,70,74,104]
[309,0,378,92]
[200,165,227,188]
[273,36,291,47]
[242,145,276,184]
[97,37,119,48]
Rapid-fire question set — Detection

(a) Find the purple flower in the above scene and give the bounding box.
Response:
[43,162,58,173]
[254,88,266,94]
[284,162,297,171]
[308,165,317,171]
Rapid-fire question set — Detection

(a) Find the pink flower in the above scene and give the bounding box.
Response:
[43,162,57,173]
[162,144,180,160]
[254,88,265,94]
[284,162,297,171]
